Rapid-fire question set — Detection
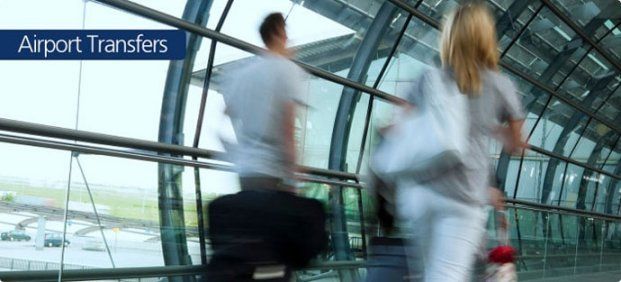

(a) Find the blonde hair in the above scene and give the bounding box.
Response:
[440,2,499,94]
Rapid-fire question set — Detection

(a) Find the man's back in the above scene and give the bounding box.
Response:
[223,53,305,180]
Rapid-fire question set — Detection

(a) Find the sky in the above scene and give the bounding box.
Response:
[0,0,353,196]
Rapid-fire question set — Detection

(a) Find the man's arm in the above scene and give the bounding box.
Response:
[283,101,297,174]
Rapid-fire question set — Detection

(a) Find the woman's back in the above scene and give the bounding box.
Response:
[405,68,524,205]
[392,3,527,281]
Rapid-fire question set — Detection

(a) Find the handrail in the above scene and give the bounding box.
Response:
[0,127,619,219]
[0,261,368,282]
[506,199,621,221]
[0,132,362,189]
[0,89,620,185]
[0,117,222,160]
[2,247,620,281]
[0,265,206,282]
[0,200,618,281]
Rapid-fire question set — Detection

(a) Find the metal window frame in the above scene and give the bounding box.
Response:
[539,0,621,73]
[385,0,621,135]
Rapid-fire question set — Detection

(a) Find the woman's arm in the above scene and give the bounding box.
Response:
[506,119,527,155]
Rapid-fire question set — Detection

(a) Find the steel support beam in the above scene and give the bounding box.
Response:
[190,0,234,266]
[541,72,617,205]
[328,1,399,266]
[496,0,536,38]
[576,132,619,211]
[157,0,212,277]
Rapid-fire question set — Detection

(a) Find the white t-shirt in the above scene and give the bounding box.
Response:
[222,52,307,180]
[405,68,525,206]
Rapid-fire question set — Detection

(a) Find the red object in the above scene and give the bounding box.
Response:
[488,245,516,264]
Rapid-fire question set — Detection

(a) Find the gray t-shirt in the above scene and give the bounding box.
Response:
[223,53,306,180]
[405,68,525,206]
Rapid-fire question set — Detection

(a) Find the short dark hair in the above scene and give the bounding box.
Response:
[259,12,286,45]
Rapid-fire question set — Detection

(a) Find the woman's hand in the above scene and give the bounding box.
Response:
[496,120,528,155]
[489,187,508,231]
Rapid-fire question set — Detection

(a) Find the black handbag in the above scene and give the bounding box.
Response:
[207,190,327,280]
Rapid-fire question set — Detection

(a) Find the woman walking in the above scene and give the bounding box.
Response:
[396,3,526,281]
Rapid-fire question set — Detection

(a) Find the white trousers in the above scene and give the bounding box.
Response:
[397,186,487,282]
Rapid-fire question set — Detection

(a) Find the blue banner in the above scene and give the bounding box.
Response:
[0,30,186,60]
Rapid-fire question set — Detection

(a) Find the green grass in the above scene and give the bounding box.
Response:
[0,182,218,228]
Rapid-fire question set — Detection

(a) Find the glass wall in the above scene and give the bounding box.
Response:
[0,0,619,281]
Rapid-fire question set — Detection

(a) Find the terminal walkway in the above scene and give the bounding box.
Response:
[526,270,621,282]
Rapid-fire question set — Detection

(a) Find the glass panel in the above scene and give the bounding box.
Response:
[558,164,584,208]
[592,174,612,213]
[503,155,521,198]
[376,15,441,94]
[596,82,621,124]
[590,75,621,112]
[297,78,343,170]
[603,141,621,174]
[498,2,544,53]
[415,0,460,22]
[417,0,521,23]
[601,221,621,270]
[0,1,210,143]
[193,45,253,152]
[510,208,547,273]
[0,143,69,271]
[344,94,371,173]
[298,183,363,261]
[500,70,551,136]
[81,2,210,144]
[542,213,579,278]
[0,1,83,128]
[126,0,186,19]
[611,178,621,214]
[60,154,203,268]
[501,7,587,89]
[559,117,590,158]
[544,158,568,206]
[571,120,615,163]
[361,7,412,87]
[84,274,203,281]
[528,98,589,152]
[344,187,364,259]
[556,51,616,107]
[357,99,399,175]
[514,149,548,202]
[575,218,604,274]
[599,24,621,62]
[548,0,620,43]
[221,0,407,82]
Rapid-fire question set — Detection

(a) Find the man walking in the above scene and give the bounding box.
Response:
[207,13,326,282]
